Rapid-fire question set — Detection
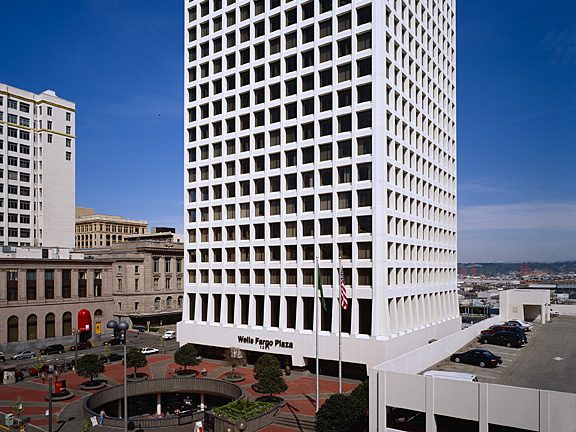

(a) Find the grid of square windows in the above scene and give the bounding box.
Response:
[184,0,457,337]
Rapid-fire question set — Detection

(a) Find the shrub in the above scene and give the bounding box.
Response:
[316,393,363,432]
[174,343,201,371]
[76,354,104,383]
[253,354,280,380]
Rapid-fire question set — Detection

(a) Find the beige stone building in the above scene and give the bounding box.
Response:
[84,233,184,327]
[75,207,148,249]
[0,247,114,350]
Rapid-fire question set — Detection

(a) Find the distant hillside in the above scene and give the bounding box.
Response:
[458,262,576,276]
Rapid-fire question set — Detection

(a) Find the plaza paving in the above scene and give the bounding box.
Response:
[0,354,361,431]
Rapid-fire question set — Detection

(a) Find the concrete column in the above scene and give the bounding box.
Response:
[18,269,27,301]
[248,294,256,326]
[37,269,45,301]
[479,382,489,432]
[425,376,437,432]
[87,269,95,298]
[539,390,550,432]
[264,295,271,327]
[156,393,162,415]
[118,399,123,418]
[540,305,546,324]
[351,297,360,335]
[54,269,62,299]
[296,296,304,331]
[0,271,7,302]
[280,295,287,329]
[71,269,79,299]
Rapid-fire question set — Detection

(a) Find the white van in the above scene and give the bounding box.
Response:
[423,370,478,382]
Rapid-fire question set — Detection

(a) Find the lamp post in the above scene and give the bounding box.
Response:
[41,367,59,432]
[72,329,79,368]
[107,319,129,432]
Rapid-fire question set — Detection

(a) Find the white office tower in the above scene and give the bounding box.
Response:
[180,0,458,369]
[0,84,75,248]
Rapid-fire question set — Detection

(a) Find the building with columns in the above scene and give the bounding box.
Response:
[83,232,184,327]
[75,207,148,249]
[0,246,114,350]
[179,0,459,370]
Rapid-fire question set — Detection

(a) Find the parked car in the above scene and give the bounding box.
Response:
[550,309,560,317]
[104,337,124,346]
[70,341,92,351]
[28,364,50,376]
[162,330,176,340]
[98,353,124,364]
[12,350,36,360]
[479,331,526,347]
[450,349,502,368]
[482,324,526,335]
[504,320,533,332]
[132,325,146,332]
[141,347,159,355]
[40,344,65,355]
[0,352,5,363]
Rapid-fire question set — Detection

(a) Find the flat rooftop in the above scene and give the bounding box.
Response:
[424,315,576,394]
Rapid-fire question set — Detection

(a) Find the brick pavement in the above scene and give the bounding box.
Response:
[1,354,362,431]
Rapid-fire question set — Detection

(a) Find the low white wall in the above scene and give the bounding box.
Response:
[372,316,500,375]
[371,371,576,432]
[552,304,576,316]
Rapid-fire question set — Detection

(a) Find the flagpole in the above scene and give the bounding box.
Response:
[338,258,342,394]
[315,257,320,412]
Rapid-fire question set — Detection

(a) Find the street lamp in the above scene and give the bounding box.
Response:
[41,367,59,432]
[72,329,79,368]
[107,319,129,432]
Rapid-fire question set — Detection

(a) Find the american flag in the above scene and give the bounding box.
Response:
[339,266,348,310]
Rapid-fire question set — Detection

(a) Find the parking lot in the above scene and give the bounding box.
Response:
[424,315,576,393]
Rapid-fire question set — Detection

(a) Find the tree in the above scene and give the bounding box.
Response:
[316,393,363,432]
[174,343,200,371]
[256,363,287,398]
[126,347,147,378]
[76,354,104,383]
[223,347,244,378]
[253,354,280,380]
[103,344,111,363]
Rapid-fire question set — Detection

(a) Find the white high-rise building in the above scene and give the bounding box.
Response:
[180,0,459,369]
[0,84,75,248]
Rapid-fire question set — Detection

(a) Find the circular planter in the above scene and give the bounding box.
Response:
[80,380,107,390]
[174,370,197,378]
[222,374,245,383]
[127,373,149,382]
[251,383,266,394]
[46,390,75,401]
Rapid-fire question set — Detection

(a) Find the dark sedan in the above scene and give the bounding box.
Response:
[450,349,502,368]
[69,341,92,351]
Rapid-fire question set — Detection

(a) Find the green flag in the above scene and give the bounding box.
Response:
[316,262,327,312]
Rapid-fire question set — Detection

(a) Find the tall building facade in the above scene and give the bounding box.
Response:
[0,84,75,248]
[179,0,458,368]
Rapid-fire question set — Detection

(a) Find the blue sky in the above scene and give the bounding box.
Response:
[0,0,574,262]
